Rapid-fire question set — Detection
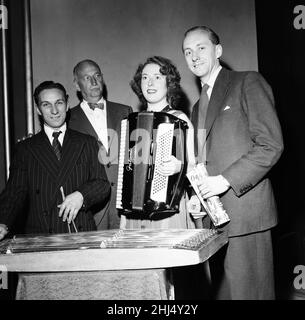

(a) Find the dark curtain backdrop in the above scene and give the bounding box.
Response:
[0,0,27,191]
[0,15,5,191]
[0,0,28,300]
[256,0,305,234]
[256,0,305,299]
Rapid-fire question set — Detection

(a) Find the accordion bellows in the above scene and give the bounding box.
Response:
[116,112,188,216]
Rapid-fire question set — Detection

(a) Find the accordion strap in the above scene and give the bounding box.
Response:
[160,106,185,120]
[167,109,184,119]
[160,105,172,113]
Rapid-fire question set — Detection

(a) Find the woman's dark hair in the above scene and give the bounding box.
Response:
[33,81,68,106]
[130,56,182,109]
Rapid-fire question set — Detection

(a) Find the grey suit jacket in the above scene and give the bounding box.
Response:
[68,100,132,229]
[191,68,284,236]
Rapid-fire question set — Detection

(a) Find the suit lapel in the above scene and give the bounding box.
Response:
[205,68,231,141]
[106,101,117,150]
[74,103,114,151]
[28,131,60,181]
[73,104,99,140]
[56,129,84,188]
[191,101,200,157]
[42,129,85,217]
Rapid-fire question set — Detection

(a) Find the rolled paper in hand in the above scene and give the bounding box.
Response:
[187,163,230,227]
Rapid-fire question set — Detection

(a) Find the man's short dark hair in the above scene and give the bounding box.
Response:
[33,81,68,105]
[184,26,220,45]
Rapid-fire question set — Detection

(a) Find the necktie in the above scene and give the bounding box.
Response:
[52,131,62,161]
[88,102,104,110]
[197,84,209,162]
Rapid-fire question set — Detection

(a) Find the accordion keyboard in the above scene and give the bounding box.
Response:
[116,119,127,210]
[150,123,174,203]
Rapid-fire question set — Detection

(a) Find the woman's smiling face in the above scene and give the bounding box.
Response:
[141,63,168,106]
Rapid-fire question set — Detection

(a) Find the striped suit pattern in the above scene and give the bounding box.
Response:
[0,128,110,234]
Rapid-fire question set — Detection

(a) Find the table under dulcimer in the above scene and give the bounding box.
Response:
[0,228,228,272]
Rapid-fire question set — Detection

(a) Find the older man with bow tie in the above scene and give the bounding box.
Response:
[69,59,132,230]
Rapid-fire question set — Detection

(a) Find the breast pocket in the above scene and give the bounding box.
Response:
[218,105,243,122]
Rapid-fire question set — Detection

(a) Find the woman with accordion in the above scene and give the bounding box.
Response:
[119,56,198,229]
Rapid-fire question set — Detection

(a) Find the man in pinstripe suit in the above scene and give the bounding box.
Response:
[0,81,110,240]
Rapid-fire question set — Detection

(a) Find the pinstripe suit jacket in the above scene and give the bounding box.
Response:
[69,101,132,229]
[0,128,110,234]
[192,68,284,237]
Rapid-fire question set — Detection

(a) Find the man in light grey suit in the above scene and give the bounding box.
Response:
[183,26,284,299]
[69,60,132,230]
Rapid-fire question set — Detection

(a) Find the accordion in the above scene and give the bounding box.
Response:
[116,111,188,216]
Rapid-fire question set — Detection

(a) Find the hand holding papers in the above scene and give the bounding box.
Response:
[187,163,230,227]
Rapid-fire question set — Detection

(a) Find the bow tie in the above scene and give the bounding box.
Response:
[88,102,104,110]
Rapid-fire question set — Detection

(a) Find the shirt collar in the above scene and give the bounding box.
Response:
[202,65,222,90]
[44,122,67,142]
[82,97,106,111]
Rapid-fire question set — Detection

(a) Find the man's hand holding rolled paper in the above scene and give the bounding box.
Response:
[198,174,231,199]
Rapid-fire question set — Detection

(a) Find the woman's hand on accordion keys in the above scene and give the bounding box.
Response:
[158,155,182,176]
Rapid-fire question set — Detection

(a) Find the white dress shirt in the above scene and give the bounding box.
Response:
[201,65,230,188]
[203,65,222,99]
[44,123,67,146]
[80,98,108,151]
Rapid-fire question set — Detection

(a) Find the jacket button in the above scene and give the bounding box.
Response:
[48,228,53,233]
[107,162,111,168]
[111,182,115,186]
[42,211,48,216]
